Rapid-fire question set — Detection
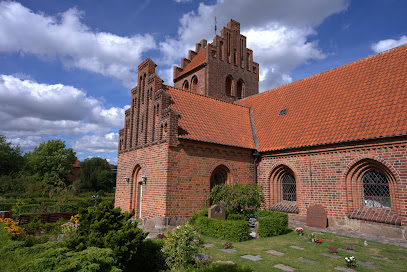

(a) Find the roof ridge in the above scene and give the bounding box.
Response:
[239,42,407,102]
[163,84,251,109]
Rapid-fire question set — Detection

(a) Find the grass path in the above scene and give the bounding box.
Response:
[201,229,407,271]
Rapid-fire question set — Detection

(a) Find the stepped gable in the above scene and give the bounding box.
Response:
[163,85,255,149]
[236,44,407,152]
[176,50,206,79]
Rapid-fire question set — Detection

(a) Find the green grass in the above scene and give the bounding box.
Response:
[200,229,407,272]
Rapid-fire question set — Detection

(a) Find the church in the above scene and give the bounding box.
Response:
[115,19,407,239]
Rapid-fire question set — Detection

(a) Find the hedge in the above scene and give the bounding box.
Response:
[227,214,246,221]
[194,216,249,242]
[257,211,288,237]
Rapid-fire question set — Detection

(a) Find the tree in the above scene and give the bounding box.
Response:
[79,157,113,191]
[25,139,76,186]
[0,135,25,176]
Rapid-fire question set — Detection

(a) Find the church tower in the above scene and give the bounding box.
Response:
[173,19,259,102]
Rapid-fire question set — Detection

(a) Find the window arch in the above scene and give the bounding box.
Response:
[236,79,244,98]
[191,76,198,93]
[225,75,233,96]
[346,158,401,225]
[182,80,189,91]
[268,165,299,213]
[219,41,224,61]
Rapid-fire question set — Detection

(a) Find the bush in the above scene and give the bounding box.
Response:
[227,214,246,221]
[257,212,288,237]
[194,217,249,242]
[196,263,253,272]
[66,201,147,270]
[0,203,13,210]
[189,209,208,225]
[161,223,202,271]
[206,183,265,215]
[132,239,167,272]
[19,242,121,272]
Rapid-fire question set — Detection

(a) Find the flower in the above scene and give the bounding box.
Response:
[345,256,356,267]
[295,227,304,235]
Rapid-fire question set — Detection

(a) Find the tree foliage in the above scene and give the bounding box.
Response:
[66,201,147,270]
[79,157,113,191]
[0,135,25,176]
[206,183,265,215]
[25,139,76,186]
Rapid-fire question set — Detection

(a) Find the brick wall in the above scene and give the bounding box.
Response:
[166,139,255,217]
[258,138,407,230]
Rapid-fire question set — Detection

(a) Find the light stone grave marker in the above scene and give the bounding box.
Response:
[297,258,319,264]
[266,250,285,256]
[274,264,295,271]
[320,253,341,259]
[289,245,304,250]
[241,255,262,261]
[219,249,236,253]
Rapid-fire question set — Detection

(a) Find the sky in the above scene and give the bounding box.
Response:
[0,0,406,164]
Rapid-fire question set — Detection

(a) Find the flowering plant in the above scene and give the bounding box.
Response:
[295,227,304,235]
[345,256,356,267]
[328,246,338,253]
[345,244,355,250]
[0,218,25,239]
[222,241,232,249]
[314,238,323,244]
[156,233,166,239]
[60,214,79,239]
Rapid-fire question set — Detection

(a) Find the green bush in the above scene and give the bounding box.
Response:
[206,183,265,214]
[189,209,208,225]
[0,203,13,210]
[257,212,288,238]
[161,223,202,271]
[19,242,121,272]
[196,263,253,272]
[132,239,167,272]
[194,217,249,242]
[227,213,246,221]
[66,201,147,270]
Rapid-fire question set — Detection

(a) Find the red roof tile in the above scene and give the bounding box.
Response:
[237,44,407,152]
[177,50,206,78]
[164,86,255,149]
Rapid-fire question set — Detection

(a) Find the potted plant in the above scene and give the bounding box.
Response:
[310,233,316,243]
[222,241,232,249]
[314,238,323,244]
[328,246,338,254]
[345,256,356,269]
[295,227,304,236]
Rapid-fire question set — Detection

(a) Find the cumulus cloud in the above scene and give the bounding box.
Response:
[72,133,119,153]
[0,1,156,87]
[371,36,407,53]
[0,74,124,152]
[158,0,348,90]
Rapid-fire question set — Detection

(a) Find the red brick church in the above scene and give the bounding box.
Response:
[115,20,407,238]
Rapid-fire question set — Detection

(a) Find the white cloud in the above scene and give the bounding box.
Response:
[0,2,156,87]
[174,0,192,3]
[158,0,348,90]
[371,36,407,53]
[0,75,124,153]
[72,133,119,154]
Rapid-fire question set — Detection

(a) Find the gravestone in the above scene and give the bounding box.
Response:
[306,204,327,228]
[208,204,226,220]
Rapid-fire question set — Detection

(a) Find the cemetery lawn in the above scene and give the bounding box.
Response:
[201,230,407,272]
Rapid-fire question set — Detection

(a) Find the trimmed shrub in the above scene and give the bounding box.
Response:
[0,203,13,211]
[227,214,245,221]
[194,217,249,242]
[189,209,208,225]
[132,239,167,272]
[257,212,288,237]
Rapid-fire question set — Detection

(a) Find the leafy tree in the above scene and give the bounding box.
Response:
[0,135,25,176]
[79,157,112,191]
[206,183,265,215]
[66,201,147,270]
[25,139,76,186]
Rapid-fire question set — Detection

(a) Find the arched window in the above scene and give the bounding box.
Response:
[269,165,298,213]
[225,75,233,96]
[182,80,189,91]
[363,169,391,208]
[236,79,244,98]
[219,41,223,61]
[191,76,198,93]
[210,165,232,199]
[281,173,296,201]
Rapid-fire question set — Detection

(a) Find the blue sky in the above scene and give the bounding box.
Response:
[0,0,406,164]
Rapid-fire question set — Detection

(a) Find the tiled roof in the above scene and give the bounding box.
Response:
[164,86,255,149]
[177,50,206,78]
[237,44,407,152]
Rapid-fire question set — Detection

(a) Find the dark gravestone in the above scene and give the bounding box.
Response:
[208,204,226,220]
[306,204,327,228]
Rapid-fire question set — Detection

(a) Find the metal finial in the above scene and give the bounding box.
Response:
[215,16,217,35]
